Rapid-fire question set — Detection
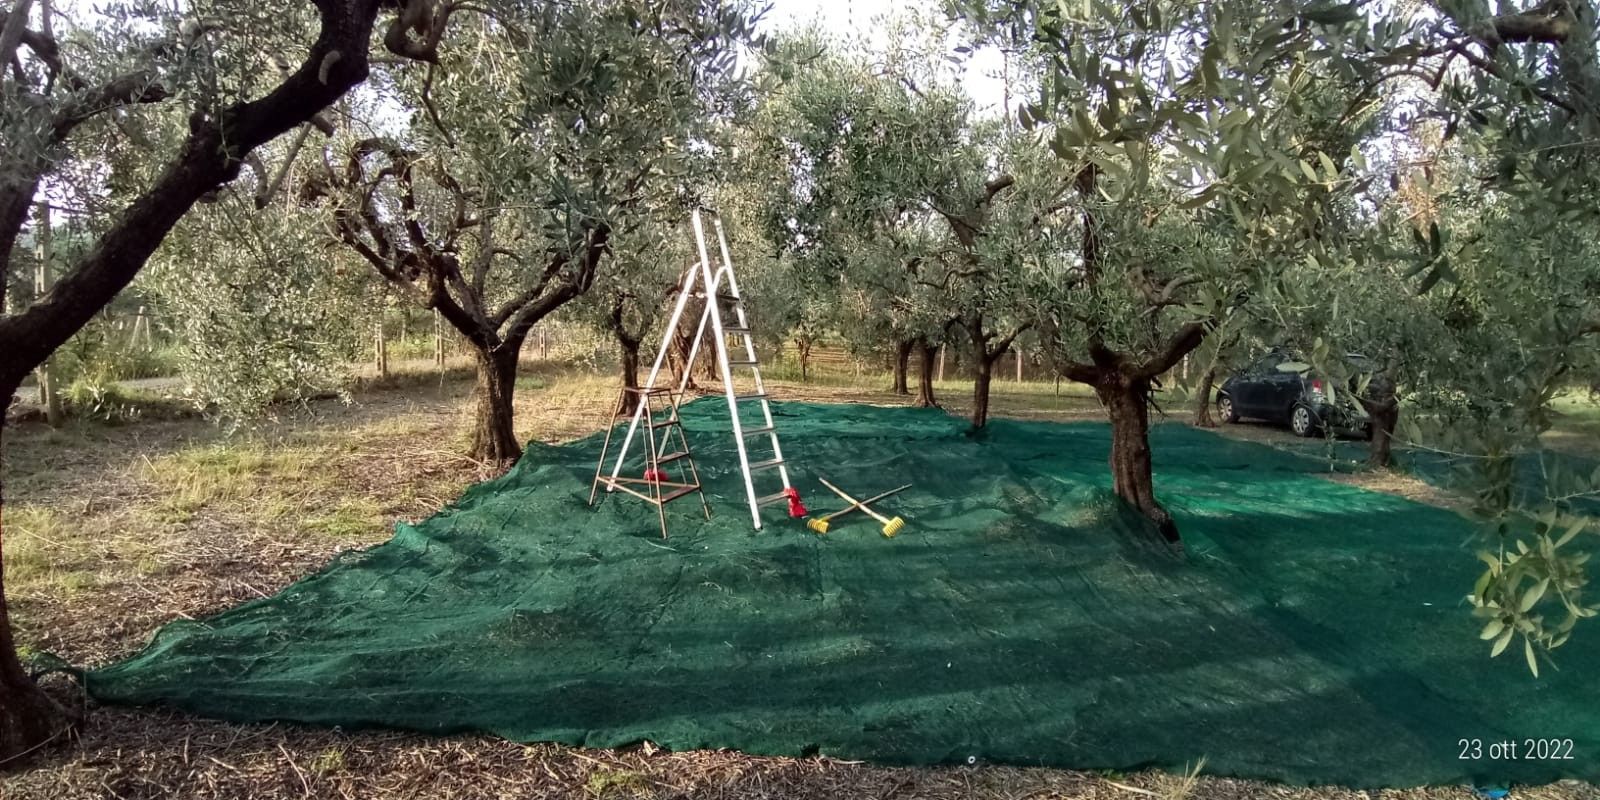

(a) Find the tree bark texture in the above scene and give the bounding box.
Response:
[469,345,522,464]
[915,338,938,408]
[1192,367,1217,428]
[0,402,69,766]
[891,339,912,395]
[1097,375,1181,545]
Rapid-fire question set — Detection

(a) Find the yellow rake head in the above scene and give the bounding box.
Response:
[807,517,830,535]
[881,517,905,537]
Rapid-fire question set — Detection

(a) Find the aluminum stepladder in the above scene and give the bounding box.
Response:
[589,208,799,531]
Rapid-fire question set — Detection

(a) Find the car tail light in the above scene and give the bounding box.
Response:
[1309,379,1325,399]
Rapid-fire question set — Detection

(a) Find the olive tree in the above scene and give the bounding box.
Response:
[1328,0,1600,668]
[957,0,1373,543]
[144,174,380,419]
[0,0,486,766]
[307,0,756,463]
[742,36,1054,424]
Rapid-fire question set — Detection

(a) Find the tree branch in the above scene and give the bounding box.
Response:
[1471,3,1576,48]
[0,0,34,74]
[501,223,613,345]
[0,0,385,388]
[1135,320,1210,380]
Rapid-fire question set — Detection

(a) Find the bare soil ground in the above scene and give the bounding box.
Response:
[1,361,1592,799]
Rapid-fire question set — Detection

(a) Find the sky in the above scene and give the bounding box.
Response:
[757,0,1012,118]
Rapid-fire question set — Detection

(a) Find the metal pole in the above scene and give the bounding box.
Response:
[33,200,62,426]
[608,259,701,486]
[696,210,762,530]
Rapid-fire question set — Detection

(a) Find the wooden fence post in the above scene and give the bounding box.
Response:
[937,344,946,382]
[433,311,446,367]
[374,320,389,379]
[34,200,62,427]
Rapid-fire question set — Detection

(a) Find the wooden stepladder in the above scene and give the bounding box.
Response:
[589,208,801,535]
[588,387,711,539]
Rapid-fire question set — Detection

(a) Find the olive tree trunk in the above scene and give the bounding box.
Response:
[1098,374,1181,545]
[965,316,1023,430]
[1192,367,1217,428]
[972,355,996,428]
[617,334,642,416]
[1360,376,1399,468]
[670,318,698,391]
[469,344,522,464]
[0,403,69,765]
[795,337,813,382]
[891,339,912,395]
[914,338,938,408]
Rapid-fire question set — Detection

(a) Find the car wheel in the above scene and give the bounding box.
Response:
[1216,395,1238,424]
[1290,404,1317,437]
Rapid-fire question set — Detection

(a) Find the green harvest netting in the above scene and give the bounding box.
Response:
[1270,434,1600,516]
[86,400,1600,789]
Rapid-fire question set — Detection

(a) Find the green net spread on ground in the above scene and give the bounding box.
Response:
[87,401,1599,788]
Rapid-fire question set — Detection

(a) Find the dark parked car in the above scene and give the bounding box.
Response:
[1216,348,1373,438]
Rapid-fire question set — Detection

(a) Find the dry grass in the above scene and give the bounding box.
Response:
[1,359,1592,799]
[11,711,1592,800]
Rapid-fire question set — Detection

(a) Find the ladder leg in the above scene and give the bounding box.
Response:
[692,210,763,530]
[588,390,628,505]
[642,396,671,539]
[611,265,701,483]
[669,393,713,520]
[713,217,795,498]
[676,297,715,398]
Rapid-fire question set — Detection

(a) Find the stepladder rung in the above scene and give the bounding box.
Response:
[748,457,784,473]
[755,490,791,507]
[741,425,775,437]
[733,392,768,401]
[655,451,692,465]
[722,325,751,335]
[649,416,681,429]
[656,484,704,505]
[603,477,704,505]
[727,359,759,368]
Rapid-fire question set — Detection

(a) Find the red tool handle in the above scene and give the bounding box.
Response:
[784,487,807,518]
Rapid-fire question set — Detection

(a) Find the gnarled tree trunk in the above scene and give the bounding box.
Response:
[1097,373,1180,545]
[0,412,69,765]
[469,345,521,464]
[671,318,698,391]
[1192,367,1217,427]
[795,336,813,382]
[617,334,642,416]
[891,339,912,395]
[972,355,996,428]
[914,338,938,408]
[0,0,388,765]
[1361,375,1399,468]
[965,316,1023,430]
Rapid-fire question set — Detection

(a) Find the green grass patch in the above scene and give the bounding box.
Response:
[305,499,385,541]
